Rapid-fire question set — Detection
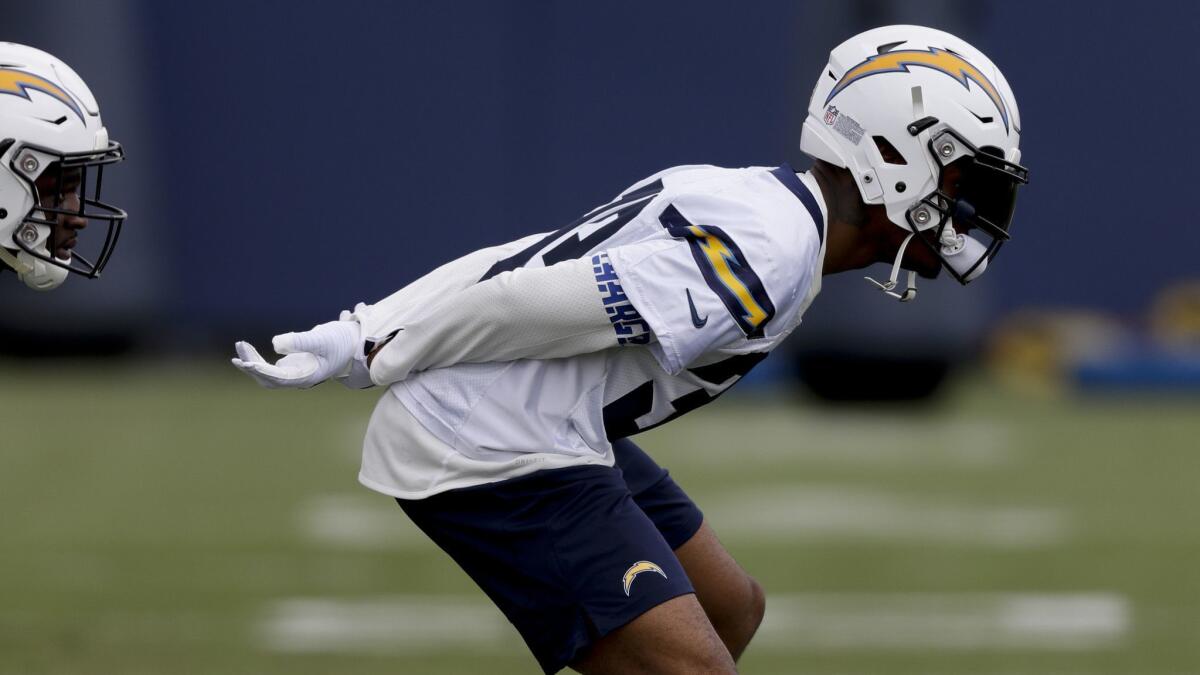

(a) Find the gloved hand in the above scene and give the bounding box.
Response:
[232,320,362,389]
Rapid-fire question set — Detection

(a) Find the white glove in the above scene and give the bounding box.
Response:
[232,320,362,389]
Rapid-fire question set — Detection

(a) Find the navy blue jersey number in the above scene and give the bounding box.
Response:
[478,179,664,282]
[602,351,769,439]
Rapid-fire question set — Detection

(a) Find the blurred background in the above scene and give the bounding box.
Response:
[2,1,1198,673]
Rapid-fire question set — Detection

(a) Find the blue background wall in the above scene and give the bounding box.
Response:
[1,0,1196,347]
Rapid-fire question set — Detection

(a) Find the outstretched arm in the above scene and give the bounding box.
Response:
[364,254,650,385]
[231,252,652,390]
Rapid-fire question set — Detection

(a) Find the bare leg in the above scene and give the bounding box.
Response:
[570,593,736,675]
[672,521,766,661]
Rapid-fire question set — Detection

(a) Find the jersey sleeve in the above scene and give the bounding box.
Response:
[347,231,550,344]
[604,191,786,375]
[367,256,633,385]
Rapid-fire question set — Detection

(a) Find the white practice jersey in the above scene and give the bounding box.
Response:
[359,164,827,499]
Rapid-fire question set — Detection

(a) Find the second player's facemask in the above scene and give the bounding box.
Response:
[8,141,127,280]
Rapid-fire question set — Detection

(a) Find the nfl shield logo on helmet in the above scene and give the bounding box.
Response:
[824,105,839,125]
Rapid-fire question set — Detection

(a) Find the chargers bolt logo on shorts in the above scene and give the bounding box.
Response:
[622,560,668,596]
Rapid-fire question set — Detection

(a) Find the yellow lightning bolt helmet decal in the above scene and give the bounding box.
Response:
[622,561,667,596]
[826,47,1010,133]
[0,68,85,122]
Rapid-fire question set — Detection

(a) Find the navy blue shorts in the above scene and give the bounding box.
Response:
[396,438,704,674]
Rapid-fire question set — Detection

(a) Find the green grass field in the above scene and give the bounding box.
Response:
[1,360,1197,674]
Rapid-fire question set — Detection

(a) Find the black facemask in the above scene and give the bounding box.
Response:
[7,139,126,279]
[903,122,1028,285]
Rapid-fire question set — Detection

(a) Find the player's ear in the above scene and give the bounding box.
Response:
[814,159,858,194]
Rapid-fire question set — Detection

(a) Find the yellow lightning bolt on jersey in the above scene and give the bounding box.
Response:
[688,225,770,332]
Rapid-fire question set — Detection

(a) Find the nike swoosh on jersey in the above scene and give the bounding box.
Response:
[686,288,708,328]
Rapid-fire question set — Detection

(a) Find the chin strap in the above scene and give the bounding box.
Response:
[864,231,918,302]
[0,246,32,275]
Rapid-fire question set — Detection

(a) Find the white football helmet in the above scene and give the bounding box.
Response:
[800,25,1028,301]
[0,42,125,291]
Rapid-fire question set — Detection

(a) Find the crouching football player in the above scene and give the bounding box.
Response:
[234,25,1028,674]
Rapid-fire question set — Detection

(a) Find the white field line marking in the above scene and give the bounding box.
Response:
[259,593,1127,654]
[757,593,1129,651]
[260,596,511,653]
[298,494,424,549]
[704,486,1069,549]
[300,486,1069,551]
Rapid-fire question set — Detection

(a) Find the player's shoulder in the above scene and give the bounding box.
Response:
[658,165,824,277]
[616,164,724,197]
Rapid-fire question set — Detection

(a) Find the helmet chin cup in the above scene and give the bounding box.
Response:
[941,232,989,282]
[940,226,965,253]
[17,247,68,290]
[6,222,68,290]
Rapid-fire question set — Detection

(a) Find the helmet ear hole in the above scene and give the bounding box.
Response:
[873,136,908,165]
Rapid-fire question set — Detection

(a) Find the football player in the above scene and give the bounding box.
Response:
[0,42,126,291]
[234,25,1028,674]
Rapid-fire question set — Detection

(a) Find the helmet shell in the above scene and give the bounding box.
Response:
[800,25,1022,231]
[0,42,110,250]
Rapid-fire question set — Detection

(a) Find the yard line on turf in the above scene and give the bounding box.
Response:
[298,494,424,549]
[260,596,511,653]
[756,593,1128,650]
[300,485,1069,551]
[259,593,1127,654]
[704,485,1069,549]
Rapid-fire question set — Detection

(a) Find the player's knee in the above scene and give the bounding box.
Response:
[692,651,738,674]
[672,639,738,675]
[572,624,736,675]
[719,575,765,661]
[746,576,766,635]
[724,574,765,636]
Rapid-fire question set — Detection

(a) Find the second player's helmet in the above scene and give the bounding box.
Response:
[0,42,125,291]
[800,25,1028,300]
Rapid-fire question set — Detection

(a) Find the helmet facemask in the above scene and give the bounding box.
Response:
[903,122,1028,286]
[7,140,126,279]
